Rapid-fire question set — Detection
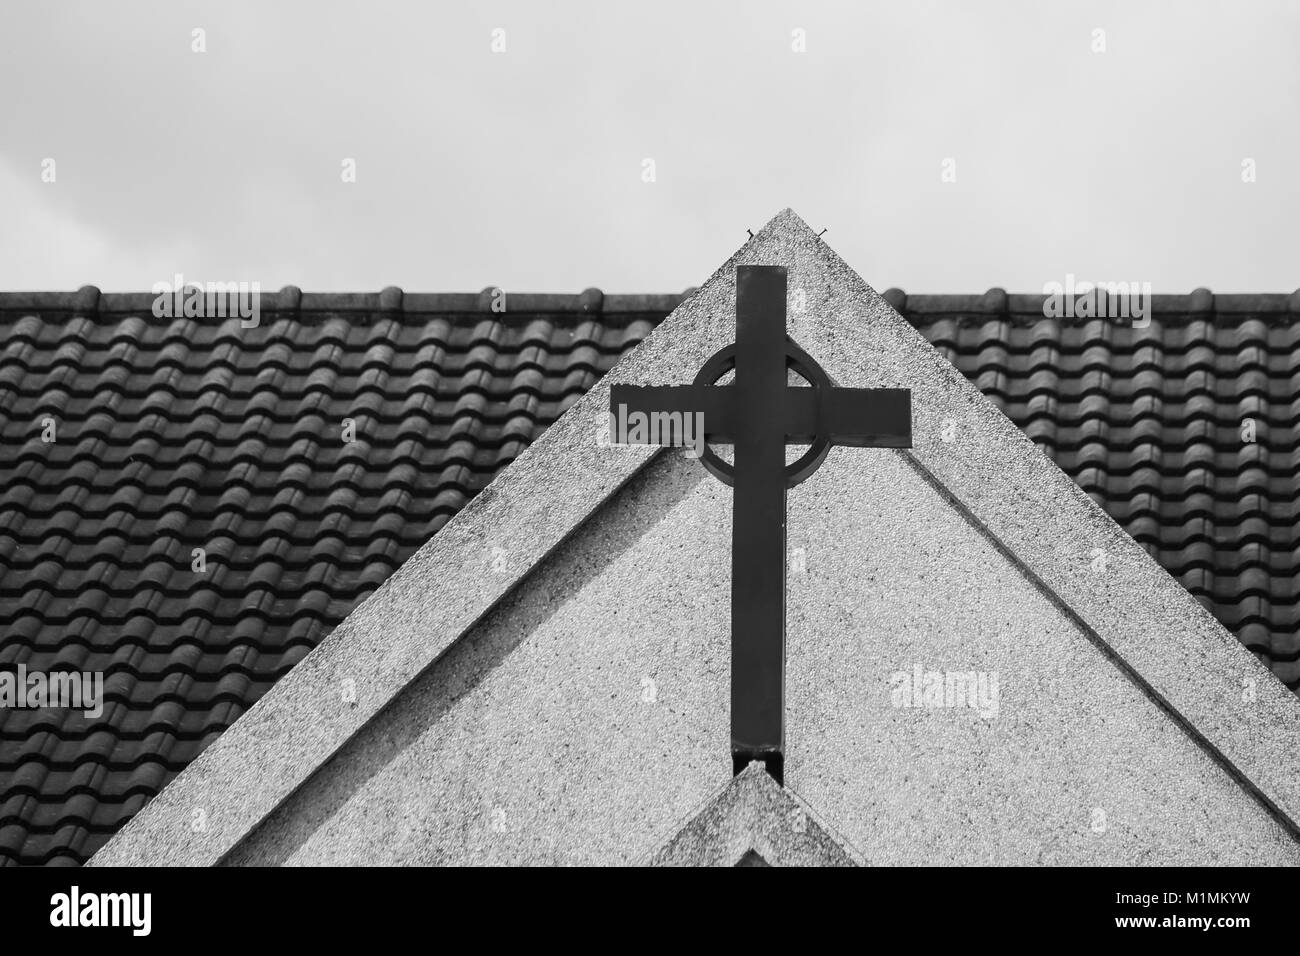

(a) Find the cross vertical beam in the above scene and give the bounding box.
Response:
[730,266,788,779]
[608,264,912,789]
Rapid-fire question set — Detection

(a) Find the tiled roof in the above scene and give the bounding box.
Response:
[2,284,1298,865]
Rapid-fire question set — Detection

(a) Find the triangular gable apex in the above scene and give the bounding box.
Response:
[648,762,863,867]
[91,208,1300,865]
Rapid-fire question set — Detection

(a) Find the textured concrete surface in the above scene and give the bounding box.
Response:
[783,450,1300,864]
[226,443,1299,865]
[225,451,733,865]
[92,208,1300,866]
[648,762,861,867]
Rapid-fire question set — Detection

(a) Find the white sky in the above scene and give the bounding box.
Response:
[1,0,1296,294]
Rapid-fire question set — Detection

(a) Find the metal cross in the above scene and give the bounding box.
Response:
[610,265,912,783]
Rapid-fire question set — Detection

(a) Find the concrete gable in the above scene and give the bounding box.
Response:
[91,209,1300,866]
[221,426,1298,865]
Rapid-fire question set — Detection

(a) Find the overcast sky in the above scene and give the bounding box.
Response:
[1,0,1296,294]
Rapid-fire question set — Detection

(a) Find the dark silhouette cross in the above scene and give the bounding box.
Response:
[609,265,912,784]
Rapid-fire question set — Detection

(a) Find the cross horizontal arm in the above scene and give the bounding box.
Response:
[784,387,912,447]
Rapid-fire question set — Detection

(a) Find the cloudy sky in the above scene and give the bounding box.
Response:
[1,0,1296,294]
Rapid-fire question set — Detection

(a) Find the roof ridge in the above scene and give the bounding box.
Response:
[2,287,1296,324]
